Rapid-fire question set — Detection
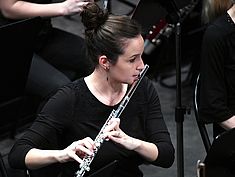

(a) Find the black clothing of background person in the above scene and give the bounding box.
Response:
[199,13,235,137]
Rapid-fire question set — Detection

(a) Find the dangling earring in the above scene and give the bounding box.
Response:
[105,66,109,81]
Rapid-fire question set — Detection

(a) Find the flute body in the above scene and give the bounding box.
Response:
[75,64,149,177]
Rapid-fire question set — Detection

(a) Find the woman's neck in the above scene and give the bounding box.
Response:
[85,69,128,106]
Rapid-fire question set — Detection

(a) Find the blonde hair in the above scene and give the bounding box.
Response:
[202,0,233,23]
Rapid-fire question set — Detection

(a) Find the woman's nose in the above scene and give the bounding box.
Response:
[137,58,145,70]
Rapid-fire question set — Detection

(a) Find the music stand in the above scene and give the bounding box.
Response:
[175,1,201,177]
[132,1,199,177]
[204,128,235,177]
[86,160,118,177]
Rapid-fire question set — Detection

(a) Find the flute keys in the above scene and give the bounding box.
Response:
[95,142,100,148]
[85,166,90,171]
[95,138,104,148]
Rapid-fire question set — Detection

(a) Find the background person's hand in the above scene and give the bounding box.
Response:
[62,0,94,16]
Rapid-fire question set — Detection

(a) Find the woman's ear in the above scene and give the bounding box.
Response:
[99,55,110,70]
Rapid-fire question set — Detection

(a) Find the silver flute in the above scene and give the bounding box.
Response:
[103,0,109,10]
[75,64,149,177]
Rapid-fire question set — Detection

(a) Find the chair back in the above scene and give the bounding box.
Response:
[0,152,29,177]
[193,74,212,153]
[0,152,8,177]
[0,17,42,102]
[0,17,43,137]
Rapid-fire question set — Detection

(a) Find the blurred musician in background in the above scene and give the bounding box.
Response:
[199,0,235,137]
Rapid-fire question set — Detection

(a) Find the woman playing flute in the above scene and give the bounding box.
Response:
[8,3,175,177]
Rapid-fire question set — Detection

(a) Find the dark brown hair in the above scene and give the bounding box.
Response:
[202,0,233,24]
[80,3,141,67]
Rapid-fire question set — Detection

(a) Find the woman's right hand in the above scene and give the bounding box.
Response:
[56,137,95,164]
[25,137,95,169]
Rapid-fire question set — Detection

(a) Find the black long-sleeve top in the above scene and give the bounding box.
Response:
[9,77,175,177]
[199,13,235,124]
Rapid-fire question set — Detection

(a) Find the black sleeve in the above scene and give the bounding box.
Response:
[8,85,75,169]
[144,78,175,168]
[199,23,233,123]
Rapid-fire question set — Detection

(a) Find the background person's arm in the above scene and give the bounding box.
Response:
[0,0,91,19]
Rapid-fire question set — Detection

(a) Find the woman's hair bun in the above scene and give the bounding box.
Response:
[81,3,108,31]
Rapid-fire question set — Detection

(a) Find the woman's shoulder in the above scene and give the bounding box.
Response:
[140,76,155,89]
[63,78,86,92]
[205,14,233,39]
[137,76,158,97]
[53,78,86,97]
[46,78,87,106]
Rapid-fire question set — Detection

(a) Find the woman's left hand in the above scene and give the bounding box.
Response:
[103,118,141,150]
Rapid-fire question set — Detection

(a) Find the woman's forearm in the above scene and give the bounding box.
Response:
[25,148,64,169]
[219,115,235,130]
[25,138,95,169]
[1,1,65,19]
[132,138,158,162]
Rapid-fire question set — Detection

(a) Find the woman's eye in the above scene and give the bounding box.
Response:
[129,58,135,63]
